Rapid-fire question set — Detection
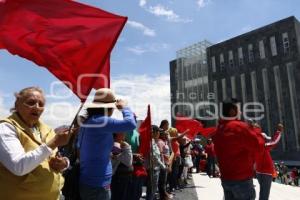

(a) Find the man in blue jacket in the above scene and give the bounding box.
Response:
[78,88,136,200]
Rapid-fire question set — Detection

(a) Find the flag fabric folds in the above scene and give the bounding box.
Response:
[138,105,152,157]
[0,0,127,101]
[175,116,216,139]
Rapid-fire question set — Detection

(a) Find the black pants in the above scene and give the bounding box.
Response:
[158,168,168,197]
[194,156,201,172]
[111,175,132,200]
[207,156,216,176]
[257,173,272,200]
[128,175,145,200]
[169,157,181,190]
[222,179,256,200]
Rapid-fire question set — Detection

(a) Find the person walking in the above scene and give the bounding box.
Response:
[212,99,263,200]
[205,138,217,178]
[252,122,283,200]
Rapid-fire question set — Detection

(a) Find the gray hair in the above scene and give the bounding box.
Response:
[10,86,44,113]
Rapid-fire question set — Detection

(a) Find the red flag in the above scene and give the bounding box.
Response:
[0,0,127,101]
[138,105,151,157]
[175,116,216,139]
[199,127,216,138]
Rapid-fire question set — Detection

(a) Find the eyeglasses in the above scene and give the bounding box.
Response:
[23,101,45,109]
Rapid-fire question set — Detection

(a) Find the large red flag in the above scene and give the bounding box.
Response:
[0,0,127,101]
[138,105,151,157]
[175,116,216,139]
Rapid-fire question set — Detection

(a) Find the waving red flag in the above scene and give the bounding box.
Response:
[199,127,216,138]
[175,116,216,139]
[138,105,151,157]
[0,0,127,101]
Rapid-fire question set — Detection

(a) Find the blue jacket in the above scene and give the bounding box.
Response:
[78,107,136,187]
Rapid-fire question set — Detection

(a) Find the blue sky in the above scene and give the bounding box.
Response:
[1,0,300,126]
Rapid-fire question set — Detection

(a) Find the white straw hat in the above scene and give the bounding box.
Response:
[85,88,117,108]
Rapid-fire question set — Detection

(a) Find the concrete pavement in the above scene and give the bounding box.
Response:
[192,173,300,200]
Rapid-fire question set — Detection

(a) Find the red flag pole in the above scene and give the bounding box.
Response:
[68,102,85,132]
[148,105,154,198]
[64,102,85,154]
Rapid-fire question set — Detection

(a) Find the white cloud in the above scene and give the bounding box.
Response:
[41,101,80,128]
[127,20,156,37]
[111,74,170,125]
[0,95,9,119]
[147,4,192,23]
[126,43,170,55]
[42,74,171,127]
[139,0,147,7]
[0,74,171,128]
[126,46,147,55]
[197,0,210,8]
[139,1,192,23]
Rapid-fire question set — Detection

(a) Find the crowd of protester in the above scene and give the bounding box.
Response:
[108,121,219,200]
[274,162,300,186]
[1,87,300,200]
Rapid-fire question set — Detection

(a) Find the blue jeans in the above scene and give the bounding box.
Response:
[80,184,111,200]
[256,173,272,200]
[221,179,256,200]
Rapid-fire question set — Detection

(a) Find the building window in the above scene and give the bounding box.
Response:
[228,50,234,68]
[241,73,246,103]
[248,44,254,63]
[222,78,227,101]
[220,53,225,71]
[259,40,266,59]
[211,56,216,72]
[270,36,278,56]
[286,63,300,149]
[238,47,244,66]
[231,76,236,98]
[262,68,272,136]
[251,71,258,102]
[213,80,218,103]
[273,65,286,151]
[282,32,290,55]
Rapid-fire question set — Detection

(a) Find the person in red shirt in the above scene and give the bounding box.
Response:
[204,138,216,177]
[168,128,187,192]
[212,99,263,200]
[252,122,283,200]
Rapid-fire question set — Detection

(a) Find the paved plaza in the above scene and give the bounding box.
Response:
[188,173,300,200]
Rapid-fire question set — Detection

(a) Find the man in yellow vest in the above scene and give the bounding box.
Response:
[0,87,71,200]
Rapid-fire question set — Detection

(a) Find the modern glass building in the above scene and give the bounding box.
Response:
[206,16,300,163]
[169,40,213,125]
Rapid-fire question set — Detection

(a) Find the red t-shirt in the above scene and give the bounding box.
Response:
[255,129,282,175]
[171,140,180,157]
[205,143,216,157]
[212,120,263,181]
